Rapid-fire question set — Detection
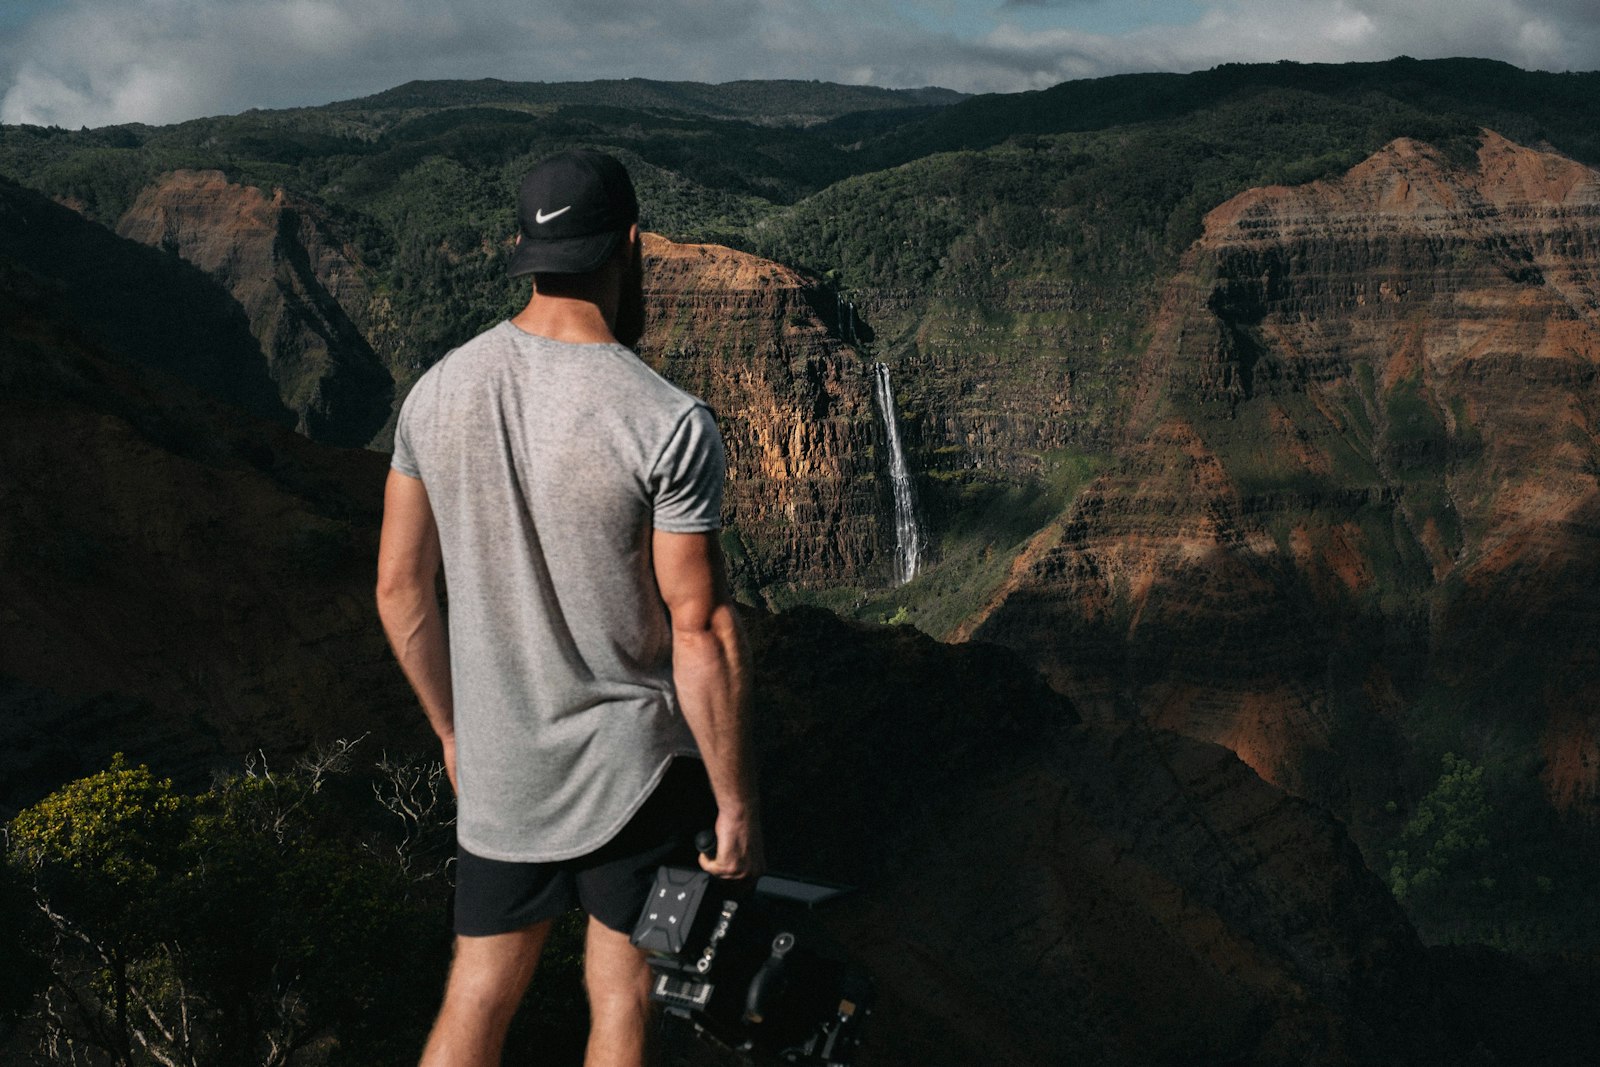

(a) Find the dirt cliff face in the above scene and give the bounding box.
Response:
[970,132,1600,819]
[115,170,393,446]
[637,234,889,589]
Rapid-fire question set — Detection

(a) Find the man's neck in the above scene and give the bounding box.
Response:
[509,291,617,345]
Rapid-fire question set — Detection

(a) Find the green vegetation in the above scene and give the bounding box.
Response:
[751,83,1486,300]
[1387,753,1493,905]
[857,57,1600,169]
[769,447,1105,638]
[1384,375,1448,449]
[334,77,966,127]
[1376,736,1600,952]
[2,750,590,1065]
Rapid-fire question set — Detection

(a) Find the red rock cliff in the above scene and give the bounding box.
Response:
[116,170,393,446]
[968,131,1600,818]
[638,234,890,589]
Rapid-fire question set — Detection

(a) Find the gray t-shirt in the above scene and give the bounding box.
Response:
[391,321,724,861]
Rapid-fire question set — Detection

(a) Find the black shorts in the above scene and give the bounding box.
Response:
[454,757,716,937]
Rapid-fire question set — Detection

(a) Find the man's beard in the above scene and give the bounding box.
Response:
[613,241,645,348]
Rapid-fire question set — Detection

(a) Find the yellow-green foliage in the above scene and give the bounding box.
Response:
[5,752,462,1066]
[9,754,186,925]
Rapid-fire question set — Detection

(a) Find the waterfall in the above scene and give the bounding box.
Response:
[837,299,858,344]
[873,362,923,585]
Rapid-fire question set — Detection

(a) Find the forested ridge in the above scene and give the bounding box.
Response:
[5,57,1598,365]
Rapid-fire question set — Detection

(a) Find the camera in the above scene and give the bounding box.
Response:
[629,856,872,1065]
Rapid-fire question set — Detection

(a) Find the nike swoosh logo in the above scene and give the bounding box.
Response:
[535,205,571,224]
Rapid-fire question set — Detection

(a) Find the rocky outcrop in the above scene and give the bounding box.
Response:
[970,132,1600,819]
[0,177,291,427]
[638,234,890,589]
[116,170,393,446]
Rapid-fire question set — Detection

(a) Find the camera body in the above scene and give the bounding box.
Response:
[630,866,872,1065]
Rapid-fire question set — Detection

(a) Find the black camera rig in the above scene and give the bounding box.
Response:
[629,843,872,1065]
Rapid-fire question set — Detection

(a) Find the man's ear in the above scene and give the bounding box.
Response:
[610,223,641,270]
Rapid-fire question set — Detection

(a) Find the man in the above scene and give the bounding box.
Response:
[376,149,763,1067]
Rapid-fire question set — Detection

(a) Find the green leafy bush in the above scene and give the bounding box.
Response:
[5,748,458,1066]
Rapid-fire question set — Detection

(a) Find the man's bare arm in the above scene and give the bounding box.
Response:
[376,469,457,791]
[653,529,763,879]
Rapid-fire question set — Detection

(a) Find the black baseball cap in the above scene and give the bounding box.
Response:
[508,150,639,277]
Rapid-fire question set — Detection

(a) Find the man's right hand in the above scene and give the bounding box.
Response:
[700,809,765,881]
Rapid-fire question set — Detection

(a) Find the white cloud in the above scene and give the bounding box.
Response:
[978,0,1599,85]
[1,0,1597,129]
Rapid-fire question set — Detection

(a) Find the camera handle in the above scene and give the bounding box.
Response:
[695,828,718,859]
[744,932,795,1024]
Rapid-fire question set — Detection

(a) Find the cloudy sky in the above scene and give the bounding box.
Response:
[3,0,1598,128]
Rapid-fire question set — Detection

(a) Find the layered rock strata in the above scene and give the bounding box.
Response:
[116,170,393,446]
[637,234,889,588]
[969,132,1600,818]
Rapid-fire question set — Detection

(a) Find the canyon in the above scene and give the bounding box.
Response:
[5,64,1600,1061]
[19,114,1600,839]
[6,230,1580,1056]
[0,197,1495,1061]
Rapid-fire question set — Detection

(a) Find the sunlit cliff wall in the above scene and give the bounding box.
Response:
[638,234,890,589]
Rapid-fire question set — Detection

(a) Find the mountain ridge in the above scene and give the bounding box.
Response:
[332,76,968,125]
